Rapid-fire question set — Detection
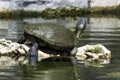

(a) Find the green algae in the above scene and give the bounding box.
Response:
[0,5,120,19]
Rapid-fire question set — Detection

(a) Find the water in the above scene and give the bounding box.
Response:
[0,17,120,80]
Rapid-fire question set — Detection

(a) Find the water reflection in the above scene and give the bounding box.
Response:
[76,17,120,80]
[0,18,80,42]
[28,56,38,66]
[0,56,76,80]
[24,56,76,80]
[0,19,23,42]
[0,17,120,80]
[0,56,24,80]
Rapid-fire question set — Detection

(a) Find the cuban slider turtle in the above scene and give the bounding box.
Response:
[18,18,86,56]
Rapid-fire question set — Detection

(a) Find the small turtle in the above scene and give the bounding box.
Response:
[18,18,86,56]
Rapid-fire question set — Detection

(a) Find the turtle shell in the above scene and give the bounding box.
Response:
[24,23,75,51]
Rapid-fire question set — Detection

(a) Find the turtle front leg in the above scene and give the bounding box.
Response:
[28,43,39,57]
[28,55,38,66]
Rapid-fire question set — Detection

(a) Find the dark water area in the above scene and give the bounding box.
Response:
[0,16,120,80]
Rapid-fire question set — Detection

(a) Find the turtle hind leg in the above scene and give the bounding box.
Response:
[17,32,28,44]
[28,43,39,57]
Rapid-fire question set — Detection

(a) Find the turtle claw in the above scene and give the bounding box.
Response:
[28,52,38,57]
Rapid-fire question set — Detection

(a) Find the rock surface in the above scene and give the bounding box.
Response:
[91,0,120,7]
[0,1,9,11]
[10,0,88,11]
[0,38,111,66]
[74,44,111,65]
[1,0,120,12]
[0,38,28,55]
[0,38,51,58]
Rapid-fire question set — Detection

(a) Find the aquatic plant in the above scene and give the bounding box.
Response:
[89,5,120,16]
[84,59,103,67]
[0,9,10,18]
[86,46,101,54]
[0,5,120,19]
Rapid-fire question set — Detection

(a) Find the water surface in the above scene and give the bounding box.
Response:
[0,17,120,80]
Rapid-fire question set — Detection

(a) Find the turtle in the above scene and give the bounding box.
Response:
[18,18,86,57]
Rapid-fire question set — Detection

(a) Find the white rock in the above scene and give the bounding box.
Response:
[0,1,10,12]
[0,38,112,66]
[75,44,111,61]
[91,0,120,7]
[0,38,51,58]
[75,53,87,60]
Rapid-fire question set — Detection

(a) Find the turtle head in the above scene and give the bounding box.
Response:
[75,18,86,38]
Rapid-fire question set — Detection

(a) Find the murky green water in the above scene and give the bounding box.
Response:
[0,17,120,80]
